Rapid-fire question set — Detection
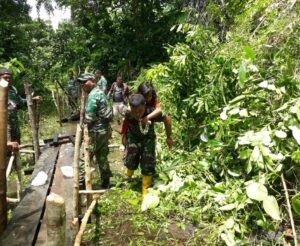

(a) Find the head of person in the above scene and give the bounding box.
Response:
[0,68,13,84]
[129,93,146,121]
[68,70,74,78]
[137,81,156,103]
[116,76,123,86]
[95,70,102,79]
[77,73,96,93]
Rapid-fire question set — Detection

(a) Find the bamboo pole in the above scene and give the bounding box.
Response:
[83,126,92,208]
[15,153,22,200]
[74,199,97,246]
[46,193,66,246]
[52,90,62,127]
[0,79,8,235]
[79,190,107,195]
[281,174,298,246]
[6,153,14,178]
[24,81,40,164]
[72,124,82,220]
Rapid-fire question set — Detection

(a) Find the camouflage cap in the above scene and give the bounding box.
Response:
[77,73,95,83]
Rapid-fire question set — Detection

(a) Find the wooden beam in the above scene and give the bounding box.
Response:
[24,81,40,164]
[0,147,60,245]
[0,79,8,235]
[79,190,107,195]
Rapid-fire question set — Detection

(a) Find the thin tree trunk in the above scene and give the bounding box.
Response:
[46,193,66,246]
[24,81,40,164]
[0,80,8,235]
[83,126,92,208]
[74,199,97,246]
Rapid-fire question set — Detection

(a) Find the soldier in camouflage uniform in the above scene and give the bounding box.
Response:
[66,70,79,114]
[122,93,172,196]
[0,69,41,144]
[95,70,108,94]
[78,73,113,188]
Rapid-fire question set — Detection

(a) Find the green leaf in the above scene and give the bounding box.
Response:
[243,46,256,59]
[262,195,281,220]
[246,182,268,201]
[291,193,300,215]
[239,61,247,88]
[129,198,140,206]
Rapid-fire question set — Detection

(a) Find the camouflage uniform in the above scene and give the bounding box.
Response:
[85,86,113,181]
[97,76,108,94]
[67,77,79,110]
[7,85,26,143]
[124,107,165,176]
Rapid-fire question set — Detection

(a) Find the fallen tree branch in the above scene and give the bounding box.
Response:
[281,174,298,246]
[74,199,97,246]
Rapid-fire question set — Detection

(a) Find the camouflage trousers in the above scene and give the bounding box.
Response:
[88,130,112,180]
[124,133,156,176]
[8,115,21,143]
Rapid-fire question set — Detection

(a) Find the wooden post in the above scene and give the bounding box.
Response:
[83,126,92,208]
[24,81,40,164]
[72,124,82,221]
[0,79,8,235]
[74,199,97,246]
[46,193,66,246]
[52,91,62,126]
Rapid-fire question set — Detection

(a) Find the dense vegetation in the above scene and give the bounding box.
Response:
[2,0,300,244]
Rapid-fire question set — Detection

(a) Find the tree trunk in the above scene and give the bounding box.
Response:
[24,81,40,164]
[0,79,8,235]
[46,193,66,246]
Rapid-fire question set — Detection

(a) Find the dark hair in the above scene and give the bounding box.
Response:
[129,93,145,107]
[95,70,102,74]
[0,68,12,76]
[137,81,157,103]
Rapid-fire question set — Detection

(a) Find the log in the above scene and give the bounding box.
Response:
[83,126,92,208]
[24,81,40,164]
[46,193,66,246]
[0,79,8,235]
[74,199,97,246]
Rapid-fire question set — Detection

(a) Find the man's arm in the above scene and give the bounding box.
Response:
[163,115,174,147]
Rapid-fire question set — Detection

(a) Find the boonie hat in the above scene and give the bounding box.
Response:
[77,73,95,83]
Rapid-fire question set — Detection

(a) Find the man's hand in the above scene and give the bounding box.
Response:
[7,141,19,152]
[141,116,149,124]
[166,137,174,147]
[32,96,42,102]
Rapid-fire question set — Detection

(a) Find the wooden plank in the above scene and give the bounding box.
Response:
[36,143,75,246]
[0,146,60,246]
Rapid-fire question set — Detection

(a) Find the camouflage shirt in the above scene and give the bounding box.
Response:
[85,86,113,133]
[124,107,166,141]
[7,85,26,142]
[67,78,79,96]
[97,76,108,94]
